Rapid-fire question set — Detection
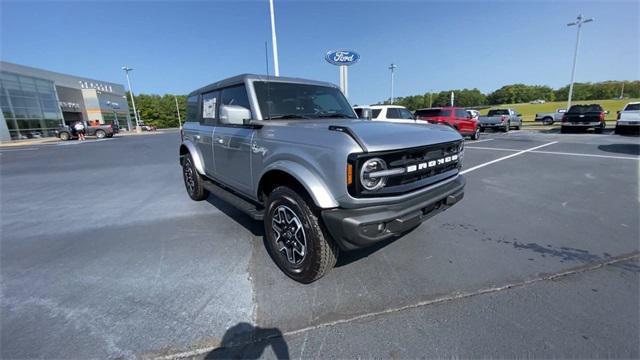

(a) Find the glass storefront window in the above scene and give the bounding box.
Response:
[1,71,63,139]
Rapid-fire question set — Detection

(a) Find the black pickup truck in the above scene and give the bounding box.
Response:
[560,104,607,134]
[55,124,117,140]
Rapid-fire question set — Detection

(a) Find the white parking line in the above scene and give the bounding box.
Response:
[466,146,640,161]
[460,141,557,175]
[468,138,494,144]
[0,147,39,152]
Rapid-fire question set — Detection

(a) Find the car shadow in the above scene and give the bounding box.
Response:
[206,195,264,237]
[205,195,402,267]
[597,143,640,155]
[205,322,290,359]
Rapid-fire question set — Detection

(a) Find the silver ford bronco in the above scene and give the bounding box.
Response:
[179,74,465,283]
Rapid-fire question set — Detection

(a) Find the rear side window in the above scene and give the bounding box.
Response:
[201,91,219,126]
[186,95,199,122]
[455,109,467,118]
[398,108,414,119]
[386,108,401,119]
[624,103,640,111]
[372,109,382,118]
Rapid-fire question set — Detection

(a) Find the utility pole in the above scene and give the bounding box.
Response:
[268,0,280,76]
[174,95,182,129]
[122,66,141,133]
[388,63,397,104]
[566,14,593,109]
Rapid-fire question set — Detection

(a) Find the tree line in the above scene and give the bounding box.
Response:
[127,80,639,128]
[381,80,640,111]
[126,93,187,129]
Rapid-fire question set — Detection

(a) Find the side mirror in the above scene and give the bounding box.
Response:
[219,105,251,125]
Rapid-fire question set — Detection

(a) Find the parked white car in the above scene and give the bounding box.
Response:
[616,102,640,134]
[466,109,480,121]
[370,105,416,124]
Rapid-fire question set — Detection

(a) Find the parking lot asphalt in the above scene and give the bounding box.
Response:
[1,129,638,359]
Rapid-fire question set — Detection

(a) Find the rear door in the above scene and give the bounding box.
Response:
[213,84,255,194]
[454,108,474,133]
[198,91,218,175]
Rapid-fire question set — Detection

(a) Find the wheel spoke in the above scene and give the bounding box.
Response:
[271,205,307,265]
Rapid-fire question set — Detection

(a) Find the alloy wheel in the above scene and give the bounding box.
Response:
[272,205,307,265]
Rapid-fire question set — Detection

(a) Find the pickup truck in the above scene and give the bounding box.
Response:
[535,109,567,125]
[560,104,607,133]
[415,107,480,140]
[56,123,116,140]
[478,108,522,132]
[179,74,465,283]
[615,102,640,134]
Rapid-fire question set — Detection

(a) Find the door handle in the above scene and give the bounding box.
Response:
[216,138,224,144]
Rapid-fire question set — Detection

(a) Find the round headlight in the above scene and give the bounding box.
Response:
[360,158,387,191]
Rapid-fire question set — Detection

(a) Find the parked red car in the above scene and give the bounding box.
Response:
[415,107,480,140]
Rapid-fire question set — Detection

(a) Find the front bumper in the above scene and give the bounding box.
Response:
[322,175,465,250]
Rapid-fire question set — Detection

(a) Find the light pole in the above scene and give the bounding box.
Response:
[122,66,141,133]
[174,95,182,129]
[388,63,397,104]
[268,0,280,76]
[566,14,593,109]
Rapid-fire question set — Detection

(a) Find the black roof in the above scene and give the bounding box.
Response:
[188,74,337,96]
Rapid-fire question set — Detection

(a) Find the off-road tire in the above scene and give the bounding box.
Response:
[471,127,480,140]
[182,153,208,201]
[264,186,338,283]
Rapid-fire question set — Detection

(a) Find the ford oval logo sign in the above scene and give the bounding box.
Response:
[325,50,360,66]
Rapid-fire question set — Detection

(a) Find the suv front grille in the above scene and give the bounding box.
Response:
[348,140,463,198]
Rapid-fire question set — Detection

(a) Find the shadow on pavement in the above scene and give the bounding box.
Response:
[205,323,290,359]
[206,196,264,237]
[597,143,640,155]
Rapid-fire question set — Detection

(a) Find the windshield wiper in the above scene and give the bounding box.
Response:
[316,113,356,119]
[268,114,311,120]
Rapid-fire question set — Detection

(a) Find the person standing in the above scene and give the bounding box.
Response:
[73,121,86,141]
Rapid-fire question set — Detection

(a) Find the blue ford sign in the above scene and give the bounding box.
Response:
[325,50,360,66]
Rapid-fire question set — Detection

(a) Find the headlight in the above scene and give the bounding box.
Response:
[360,158,387,191]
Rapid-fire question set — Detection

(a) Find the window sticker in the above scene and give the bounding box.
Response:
[203,96,216,119]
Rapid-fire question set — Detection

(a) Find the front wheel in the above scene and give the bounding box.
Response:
[59,132,70,141]
[264,186,338,283]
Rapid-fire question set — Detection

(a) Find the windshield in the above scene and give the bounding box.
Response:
[568,104,603,113]
[254,81,356,120]
[488,109,509,116]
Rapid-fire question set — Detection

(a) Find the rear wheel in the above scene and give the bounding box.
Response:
[182,153,208,201]
[471,127,480,140]
[503,122,510,132]
[59,132,70,141]
[542,117,554,125]
[595,123,605,134]
[95,129,106,139]
[264,186,338,283]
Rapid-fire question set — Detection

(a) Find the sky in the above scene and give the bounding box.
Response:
[1,0,638,105]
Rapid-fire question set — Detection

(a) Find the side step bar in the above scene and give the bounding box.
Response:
[201,178,264,221]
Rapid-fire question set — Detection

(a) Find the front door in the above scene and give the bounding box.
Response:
[213,84,255,194]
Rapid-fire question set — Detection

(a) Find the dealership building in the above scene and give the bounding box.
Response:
[0,61,133,141]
